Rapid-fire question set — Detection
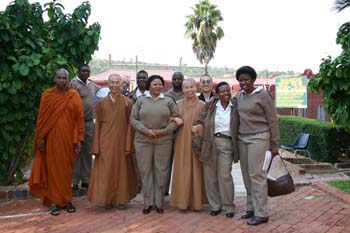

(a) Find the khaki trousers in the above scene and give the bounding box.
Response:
[135,141,172,207]
[73,120,93,185]
[203,137,235,213]
[238,132,270,217]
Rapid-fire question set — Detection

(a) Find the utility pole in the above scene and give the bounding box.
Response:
[135,55,138,75]
[109,54,112,68]
[179,57,182,71]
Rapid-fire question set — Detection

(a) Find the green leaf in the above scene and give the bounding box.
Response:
[8,86,17,95]
[19,64,30,76]
[7,56,17,63]
[9,146,16,156]
[13,80,22,89]
[54,57,67,65]
[30,54,41,66]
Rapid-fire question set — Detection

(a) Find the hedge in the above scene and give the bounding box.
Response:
[278,115,350,163]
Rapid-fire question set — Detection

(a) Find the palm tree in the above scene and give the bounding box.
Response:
[185,0,224,75]
[334,0,350,12]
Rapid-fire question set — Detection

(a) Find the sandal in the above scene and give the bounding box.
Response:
[49,204,60,216]
[65,203,76,213]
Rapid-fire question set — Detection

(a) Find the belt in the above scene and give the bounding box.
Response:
[214,133,232,139]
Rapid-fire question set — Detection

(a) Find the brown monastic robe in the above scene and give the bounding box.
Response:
[170,98,207,210]
[29,87,84,207]
[88,95,138,205]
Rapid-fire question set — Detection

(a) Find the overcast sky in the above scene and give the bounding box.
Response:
[1,0,349,72]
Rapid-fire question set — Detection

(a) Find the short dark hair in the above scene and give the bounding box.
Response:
[215,81,230,94]
[78,64,90,71]
[145,75,165,90]
[235,66,257,81]
[137,70,148,78]
[172,71,184,79]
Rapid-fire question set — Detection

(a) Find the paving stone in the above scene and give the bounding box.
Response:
[0,186,349,233]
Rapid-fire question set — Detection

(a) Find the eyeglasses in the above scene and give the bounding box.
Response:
[200,80,211,84]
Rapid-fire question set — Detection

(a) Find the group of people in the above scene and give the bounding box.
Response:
[29,64,279,226]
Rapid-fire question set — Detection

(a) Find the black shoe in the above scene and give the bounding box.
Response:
[142,206,152,214]
[247,216,269,226]
[226,212,234,218]
[81,182,89,189]
[241,211,254,219]
[210,209,221,216]
[49,204,60,216]
[156,206,164,214]
[65,203,76,213]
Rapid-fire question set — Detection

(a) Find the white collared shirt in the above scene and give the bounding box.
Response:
[145,92,164,99]
[215,100,232,136]
[76,76,90,86]
[136,88,149,98]
[240,86,263,96]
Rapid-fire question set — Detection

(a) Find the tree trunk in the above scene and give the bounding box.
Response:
[204,62,208,75]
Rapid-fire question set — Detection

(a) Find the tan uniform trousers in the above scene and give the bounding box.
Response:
[73,120,94,185]
[135,141,172,207]
[238,131,270,217]
[203,137,235,213]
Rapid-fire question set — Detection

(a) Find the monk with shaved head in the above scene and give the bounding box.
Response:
[88,73,138,209]
[29,68,84,216]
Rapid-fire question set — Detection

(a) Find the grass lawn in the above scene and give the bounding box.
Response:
[327,180,350,193]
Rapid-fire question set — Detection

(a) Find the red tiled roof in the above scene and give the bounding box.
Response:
[89,69,176,82]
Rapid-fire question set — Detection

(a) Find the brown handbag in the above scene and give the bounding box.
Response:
[267,156,295,197]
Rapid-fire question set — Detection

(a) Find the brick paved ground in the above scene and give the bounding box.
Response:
[1,186,350,233]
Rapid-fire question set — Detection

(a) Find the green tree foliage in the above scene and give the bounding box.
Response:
[334,0,350,12]
[308,22,350,131]
[0,0,100,184]
[185,0,224,75]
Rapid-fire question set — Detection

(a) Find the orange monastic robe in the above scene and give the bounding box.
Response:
[170,98,207,211]
[88,95,138,205]
[29,87,84,207]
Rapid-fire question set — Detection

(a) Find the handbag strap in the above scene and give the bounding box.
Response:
[267,155,291,174]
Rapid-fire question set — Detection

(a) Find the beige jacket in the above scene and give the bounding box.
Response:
[199,97,239,163]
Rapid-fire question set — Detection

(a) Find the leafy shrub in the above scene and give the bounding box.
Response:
[0,0,100,184]
[279,115,350,163]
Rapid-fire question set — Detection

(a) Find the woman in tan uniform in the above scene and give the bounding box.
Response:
[170,78,207,211]
[131,75,179,214]
[236,66,279,226]
[200,81,239,218]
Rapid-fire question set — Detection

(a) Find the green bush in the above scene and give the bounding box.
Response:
[278,115,350,163]
[0,0,100,185]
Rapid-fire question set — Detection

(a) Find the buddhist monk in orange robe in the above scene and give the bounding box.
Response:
[29,68,84,216]
[88,73,138,209]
